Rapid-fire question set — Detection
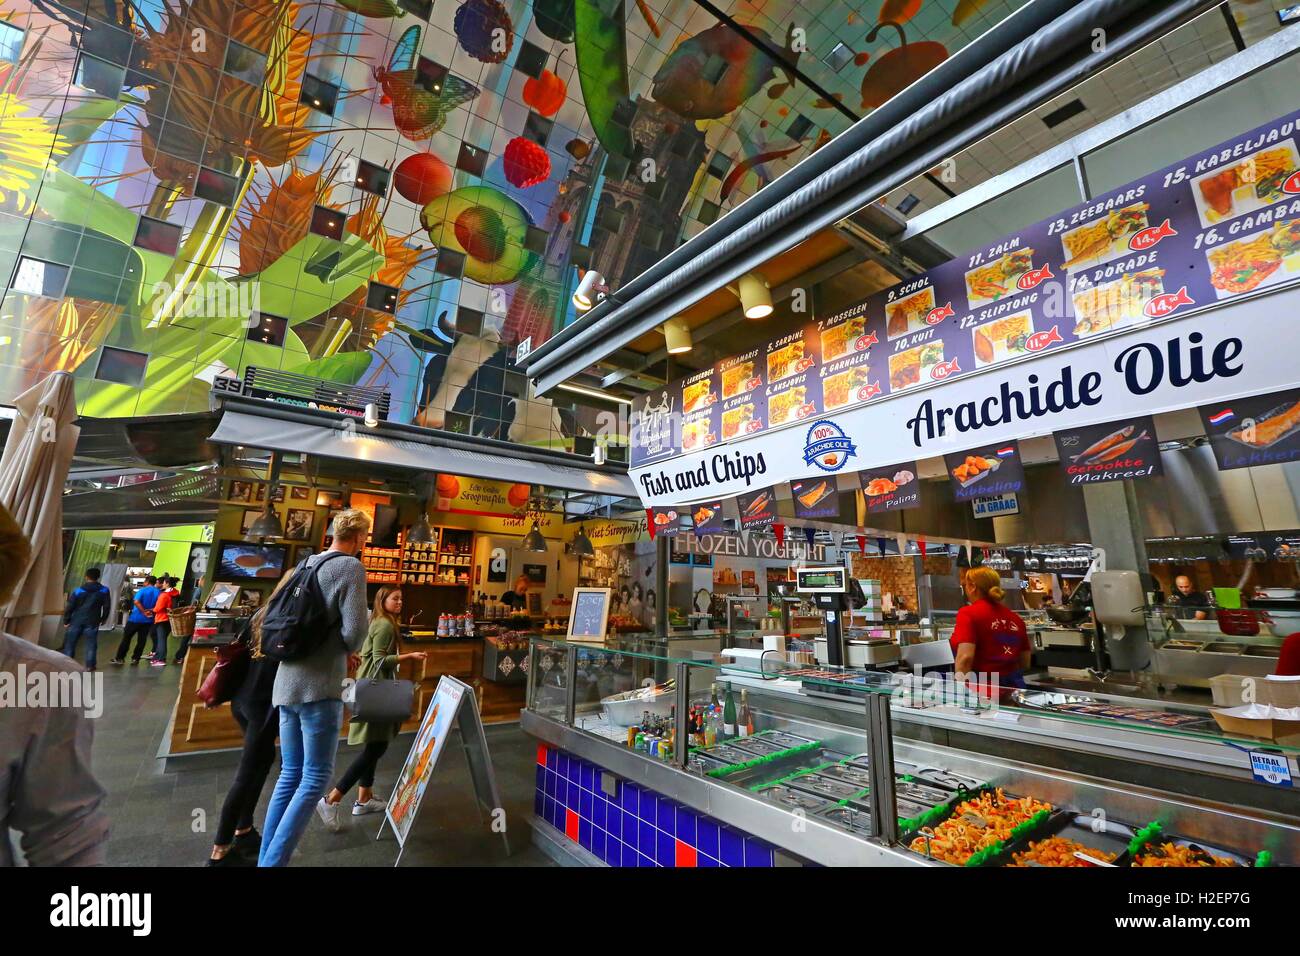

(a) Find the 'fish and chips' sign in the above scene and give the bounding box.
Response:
[1053,416,1162,484]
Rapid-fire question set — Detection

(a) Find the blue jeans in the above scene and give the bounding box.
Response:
[258,699,344,867]
[150,622,170,659]
[62,623,99,668]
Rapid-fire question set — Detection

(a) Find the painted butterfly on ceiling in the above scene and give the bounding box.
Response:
[373,26,480,142]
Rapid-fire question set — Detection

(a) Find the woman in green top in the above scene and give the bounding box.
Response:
[317,586,426,827]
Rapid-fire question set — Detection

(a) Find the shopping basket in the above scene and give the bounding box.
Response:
[169,604,197,639]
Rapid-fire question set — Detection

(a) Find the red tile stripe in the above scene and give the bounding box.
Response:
[675,840,697,867]
[565,808,579,842]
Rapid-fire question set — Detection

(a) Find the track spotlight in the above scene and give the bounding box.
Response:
[738,271,772,319]
[662,318,692,354]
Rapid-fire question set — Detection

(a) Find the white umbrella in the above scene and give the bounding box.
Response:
[0,371,79,643]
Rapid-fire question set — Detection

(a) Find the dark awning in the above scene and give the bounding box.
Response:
[208,399,637,500]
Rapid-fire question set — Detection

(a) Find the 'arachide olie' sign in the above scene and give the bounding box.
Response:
[631,291,1289,509]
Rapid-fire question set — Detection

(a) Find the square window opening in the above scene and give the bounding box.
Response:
[354,159,390,197]
[132,216,183,256]
[94,346,148,387]
[310,205,347,241]
[366,281,400,314]
[300,74,339,116]
[11,257,70,298]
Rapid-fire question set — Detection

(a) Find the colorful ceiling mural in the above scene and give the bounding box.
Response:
[0,0,1027,449]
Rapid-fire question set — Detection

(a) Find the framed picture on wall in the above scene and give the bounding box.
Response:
[241,508,267,536]
[229,481,253,502]
[284,508,314,542]
[292,545,315,566]
[290,486,310,501]
[316,490,342,508]
[522,563,547,584]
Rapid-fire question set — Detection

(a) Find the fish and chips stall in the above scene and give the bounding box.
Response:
[518,101,1300,867]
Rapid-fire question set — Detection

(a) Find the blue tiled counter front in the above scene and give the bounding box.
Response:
[534,743,801,867]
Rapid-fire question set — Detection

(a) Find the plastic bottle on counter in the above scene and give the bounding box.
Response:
[436,613,449,638]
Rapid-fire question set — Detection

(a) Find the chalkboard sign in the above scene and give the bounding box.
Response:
[567,587,612,641]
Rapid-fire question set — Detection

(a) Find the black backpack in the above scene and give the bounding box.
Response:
[259,551,350,663]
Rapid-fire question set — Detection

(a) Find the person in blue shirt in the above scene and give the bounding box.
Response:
[112,575,159,665]
[62,568,111,671]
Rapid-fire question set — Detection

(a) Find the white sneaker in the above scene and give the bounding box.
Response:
[315,797,348,833]
[352,797,387,817]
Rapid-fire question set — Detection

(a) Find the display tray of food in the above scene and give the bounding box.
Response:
[906,787,1058,866]
[1011,690,1215,731]
[722,734,791,757]
[1130,831,1254,868]
[1008,813,1137,867]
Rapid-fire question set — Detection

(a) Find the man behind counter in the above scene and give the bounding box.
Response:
[1169,574,1210,621]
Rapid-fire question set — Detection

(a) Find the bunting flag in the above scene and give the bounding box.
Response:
[646,508,656,540]
[773,522,785,547]
[877,537,887,556]
[857,534,867,555]
[804,527,816,547]
[919,538,927,558]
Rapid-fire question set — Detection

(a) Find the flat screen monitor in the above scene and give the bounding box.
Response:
[796,566,847,594]
[371,504,400,548]
[216,540,289,581]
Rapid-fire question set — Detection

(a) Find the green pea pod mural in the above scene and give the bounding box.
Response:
[574,0,633,159]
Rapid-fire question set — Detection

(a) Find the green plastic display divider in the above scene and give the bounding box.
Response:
[704,740,821,778]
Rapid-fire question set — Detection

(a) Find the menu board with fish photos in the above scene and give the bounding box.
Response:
[1198,386,1300,471]
[650,506,681,537]
[1053,415,1162,485]
[859,461,921,514]
[736,487,775,530]
[790,477,838,520]
[629,108,1300,470]
[945,441,1026,503]
[690,500,725,537]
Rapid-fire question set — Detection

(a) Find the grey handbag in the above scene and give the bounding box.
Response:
[346,674,415,724]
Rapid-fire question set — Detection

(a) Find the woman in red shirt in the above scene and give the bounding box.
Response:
[949,566,1032,698]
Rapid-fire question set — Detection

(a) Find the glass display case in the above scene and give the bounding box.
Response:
[523,637,1300,868]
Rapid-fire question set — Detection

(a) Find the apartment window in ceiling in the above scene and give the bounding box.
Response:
[366,281,399,314]
[702,54,729,85]
[10,257,70,299]
[74,53,125,97]
[246,312,288,347]
[300,74,339,116]
[434,247,466,278]
[194,167,240,206]
[310,205,347,241]
[455,143,487,177]
[0,21,25,64]
[133,216,182,256]
[416,57,447,93]
[399,0,433,18]
[824,41,853,73]
[786,115,812,141]
[222,40,268,87]
[354,159,390,197]
[94,346,148,387]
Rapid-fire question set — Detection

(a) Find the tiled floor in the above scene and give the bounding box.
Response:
[77,630,554,867]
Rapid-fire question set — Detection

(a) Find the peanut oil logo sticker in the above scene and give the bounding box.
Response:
[803,420,857,472]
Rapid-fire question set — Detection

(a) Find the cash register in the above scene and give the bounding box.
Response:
[800,565,901,669]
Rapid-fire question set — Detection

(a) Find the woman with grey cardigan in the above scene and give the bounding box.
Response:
[257,508,371,867]
[317,585,426,829]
